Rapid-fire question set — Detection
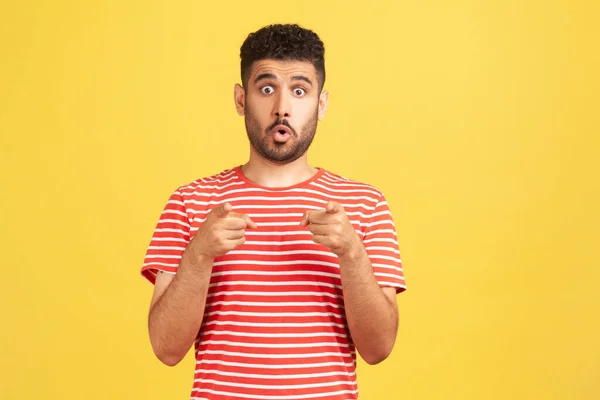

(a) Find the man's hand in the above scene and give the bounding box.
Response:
[187,202,257,261]
[299,201,361,258]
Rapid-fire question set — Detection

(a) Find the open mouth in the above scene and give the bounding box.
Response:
[273,124,291,134]
[272,125,292,143]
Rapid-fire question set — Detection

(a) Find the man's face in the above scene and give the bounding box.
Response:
[235,59,328,164]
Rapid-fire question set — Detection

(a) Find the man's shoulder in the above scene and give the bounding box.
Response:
[319,168,385,199]
[175,166,240,195]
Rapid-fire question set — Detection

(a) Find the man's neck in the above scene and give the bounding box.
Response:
[241,152,318,188]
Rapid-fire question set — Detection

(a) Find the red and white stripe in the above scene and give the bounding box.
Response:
[142,166,406,400]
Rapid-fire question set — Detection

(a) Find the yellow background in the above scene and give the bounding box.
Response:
[1,1,598,399]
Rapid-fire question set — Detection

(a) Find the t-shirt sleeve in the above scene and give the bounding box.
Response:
[140,189,191,285]
[363,193,407,293]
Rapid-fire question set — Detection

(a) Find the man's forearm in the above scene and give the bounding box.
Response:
[338,246,399,365]
[148,251,213,366]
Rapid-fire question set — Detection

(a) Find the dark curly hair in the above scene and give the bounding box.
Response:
[240,24,326,91]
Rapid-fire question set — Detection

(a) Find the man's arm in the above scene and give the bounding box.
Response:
[338,248,398,365]
[148,253,213,366]
[300,200,401,365]
[147,202,256,366]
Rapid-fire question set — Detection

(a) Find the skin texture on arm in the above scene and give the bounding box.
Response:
[337,251,399,364]
[147,254,213,366]
[300,200,399,365]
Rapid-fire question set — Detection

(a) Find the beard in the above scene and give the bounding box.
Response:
[244,106,318,165]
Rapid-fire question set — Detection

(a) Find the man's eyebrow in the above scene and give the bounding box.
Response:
[254,73,277,84]
[253,73,313,86]
[292,75,313,86]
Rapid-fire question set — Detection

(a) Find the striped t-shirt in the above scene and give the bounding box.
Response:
[141,165,406,400]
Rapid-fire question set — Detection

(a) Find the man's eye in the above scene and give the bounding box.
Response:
[261,86,274,94]
[294,88,305,96]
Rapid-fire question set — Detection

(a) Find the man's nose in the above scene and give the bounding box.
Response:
[273,93,290,118]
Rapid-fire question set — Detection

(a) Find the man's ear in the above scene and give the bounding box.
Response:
[234,83,245,116]
[318,90,329,120]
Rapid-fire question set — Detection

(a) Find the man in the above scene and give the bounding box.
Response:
[141,23,407,400]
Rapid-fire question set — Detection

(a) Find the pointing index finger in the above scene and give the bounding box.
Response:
[326,201,342,214]
[214,202,232,218]
[227,211,257,229]
[299,210,312,226]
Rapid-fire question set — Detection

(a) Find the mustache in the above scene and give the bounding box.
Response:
[267,119,297,136]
